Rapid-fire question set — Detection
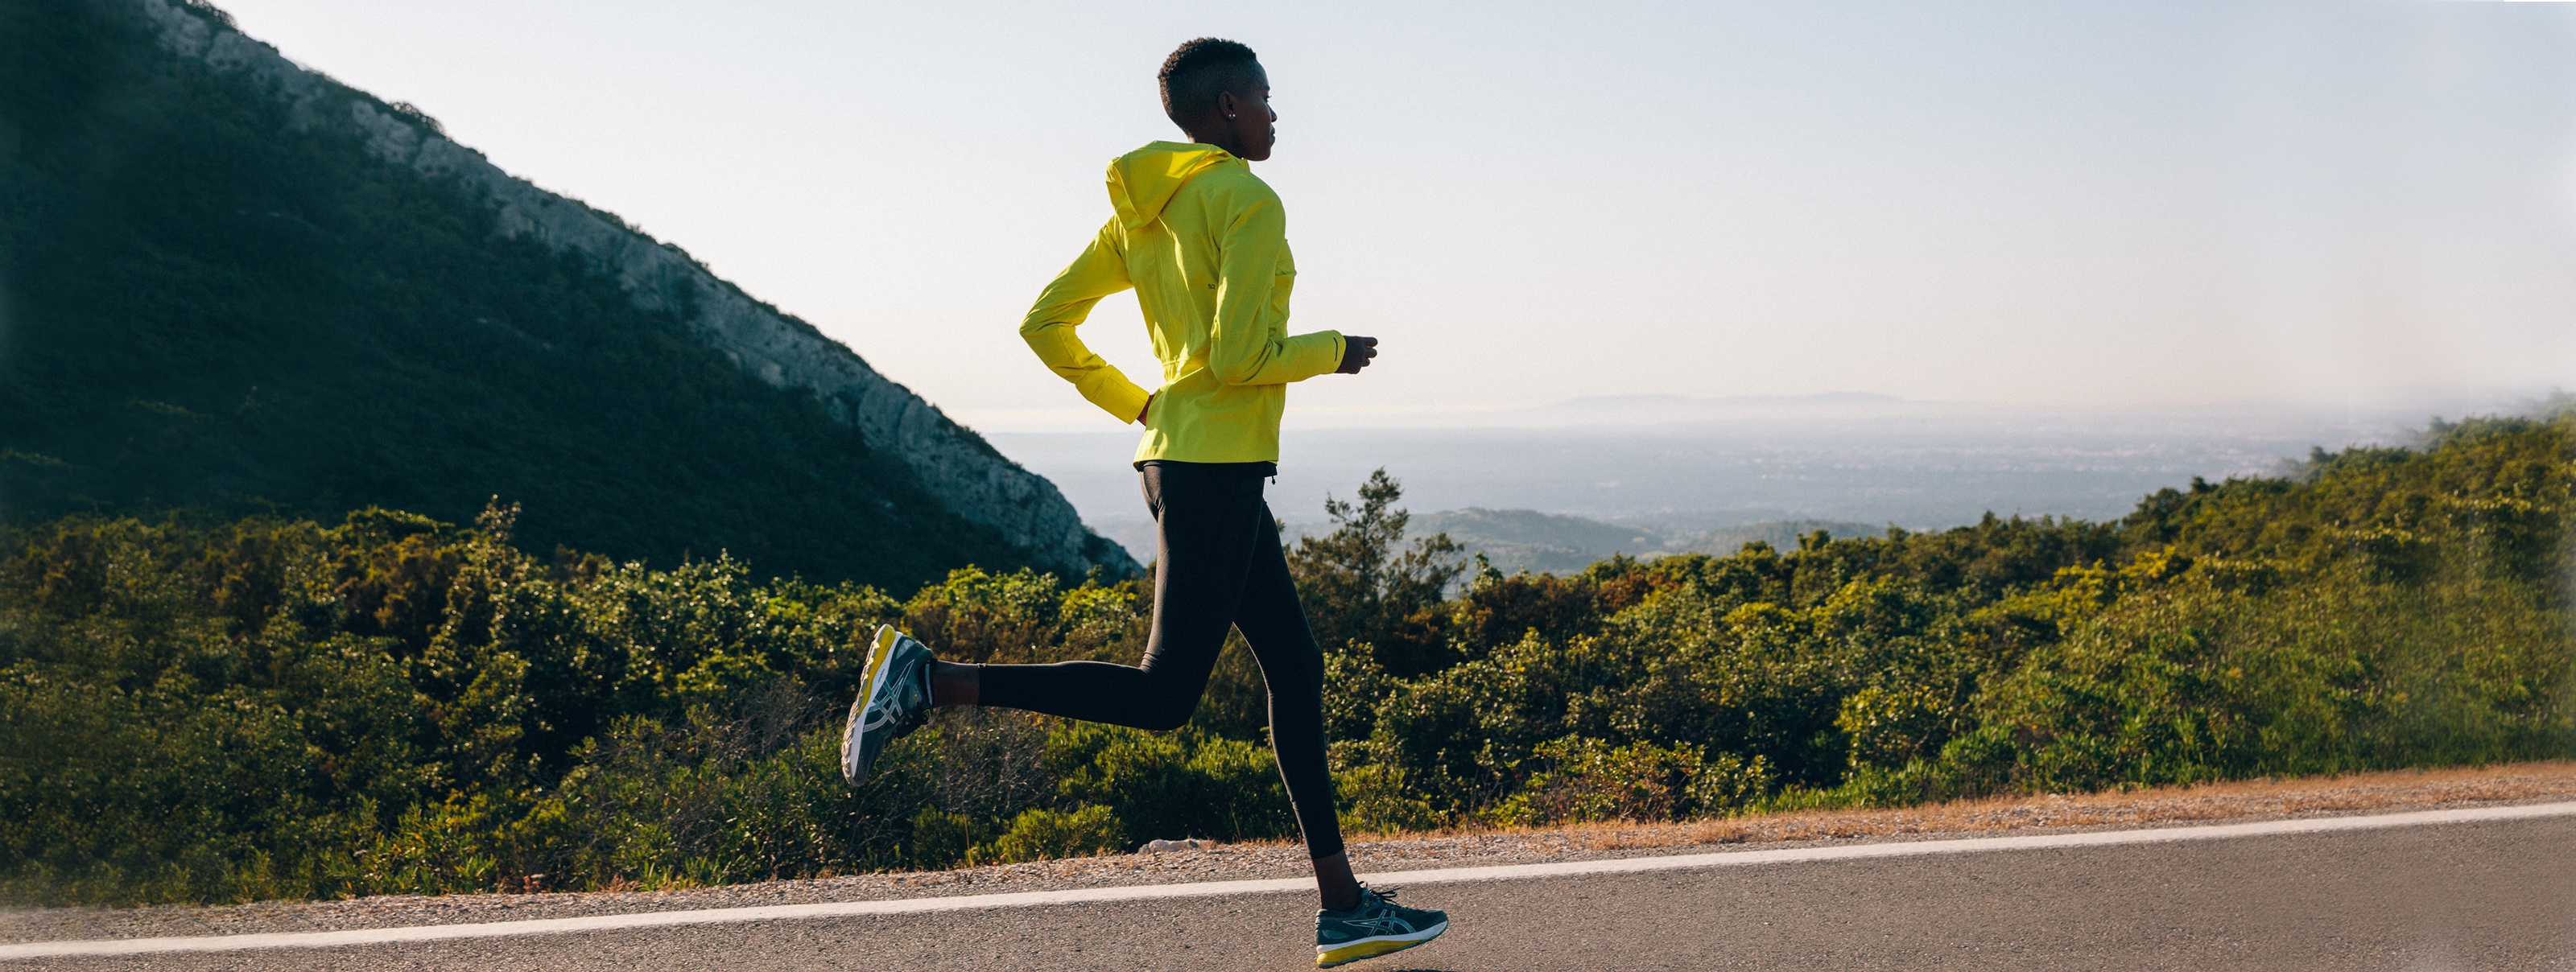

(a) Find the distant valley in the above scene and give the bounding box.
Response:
[1093,506,1884,576]
[990,396,2507,570]
[1401,510,1887,575]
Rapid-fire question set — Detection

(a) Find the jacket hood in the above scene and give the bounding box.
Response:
[1107,141,1239,230]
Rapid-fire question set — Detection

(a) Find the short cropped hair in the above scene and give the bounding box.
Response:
[1158,38,1262,125]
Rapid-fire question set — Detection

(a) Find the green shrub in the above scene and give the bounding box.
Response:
[969,806,1124,865]
[1332,763,1446,834]
[1488,736,1707,826]
[1046,723,1296,844]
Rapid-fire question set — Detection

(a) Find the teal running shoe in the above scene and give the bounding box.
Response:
[840,625,935,785]
[1315,885,1447,967]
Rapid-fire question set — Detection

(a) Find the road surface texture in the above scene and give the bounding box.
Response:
[10,812,2571,970]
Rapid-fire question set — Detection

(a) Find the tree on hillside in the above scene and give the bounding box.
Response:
[1287,469,1464,678]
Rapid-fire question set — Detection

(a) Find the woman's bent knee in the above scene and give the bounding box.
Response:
[1127,684,1200,731]
[1133,702,1195,732]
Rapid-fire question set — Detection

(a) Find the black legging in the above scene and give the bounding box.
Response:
[977,460,1344,860]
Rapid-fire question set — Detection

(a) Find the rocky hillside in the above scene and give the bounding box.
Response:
[0,0,1134,587]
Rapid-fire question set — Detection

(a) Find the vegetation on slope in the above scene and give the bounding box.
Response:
[2,410,2566,905]
[0,0,1038,590]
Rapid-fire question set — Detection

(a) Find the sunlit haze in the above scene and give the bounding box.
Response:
[213,0,2576,435]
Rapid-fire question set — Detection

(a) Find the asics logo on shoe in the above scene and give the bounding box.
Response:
[1343,914,1418,935]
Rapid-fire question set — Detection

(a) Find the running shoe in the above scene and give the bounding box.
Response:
[840,625,935,785]
[1315,885,1447,967]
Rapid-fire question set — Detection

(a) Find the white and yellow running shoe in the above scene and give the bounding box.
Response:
[1315,885,1448,967]
[839,625,934,785]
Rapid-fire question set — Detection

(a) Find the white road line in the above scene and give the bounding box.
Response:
[7,801,2571,960]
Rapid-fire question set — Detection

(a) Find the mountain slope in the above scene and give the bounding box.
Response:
[0,0,1135,587]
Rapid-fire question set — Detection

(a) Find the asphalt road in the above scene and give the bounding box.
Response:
[22,815,2575,971]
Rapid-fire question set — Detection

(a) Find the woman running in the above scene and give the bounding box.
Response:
[839,37,1447,969]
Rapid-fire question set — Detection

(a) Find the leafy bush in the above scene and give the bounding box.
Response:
[1487,736,1719,826]
[1046,724,1297,844]
[970,806,1124,865]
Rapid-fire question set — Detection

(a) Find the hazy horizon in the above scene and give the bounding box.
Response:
[989,393,2534,561]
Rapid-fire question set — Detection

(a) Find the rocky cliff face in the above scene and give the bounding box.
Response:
[136,0,1136,578]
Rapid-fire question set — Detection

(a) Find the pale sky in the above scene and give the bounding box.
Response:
[217,0,2576,431]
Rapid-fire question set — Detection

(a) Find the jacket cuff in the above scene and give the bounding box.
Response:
[1087,380,1153,424]
[1310,331,1348,381]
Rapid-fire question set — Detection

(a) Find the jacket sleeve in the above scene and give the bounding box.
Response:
[1020,220,1153,422]
[1208,193,1344,387]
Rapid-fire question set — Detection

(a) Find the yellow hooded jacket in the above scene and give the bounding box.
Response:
[1020,141,1345,465]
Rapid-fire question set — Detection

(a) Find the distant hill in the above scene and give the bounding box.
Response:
[1298,508,1893,575]
[0,0,1134,588]
[1412,508,1668,574]
[1685,519,1892,555]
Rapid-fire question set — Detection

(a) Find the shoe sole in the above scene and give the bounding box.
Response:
[840,625,903,785]
[1315,921,1446,967]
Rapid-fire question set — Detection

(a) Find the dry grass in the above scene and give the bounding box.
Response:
[1114,762,2576,880]
[1504,761,2576,854]
[931,761,2576,871]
